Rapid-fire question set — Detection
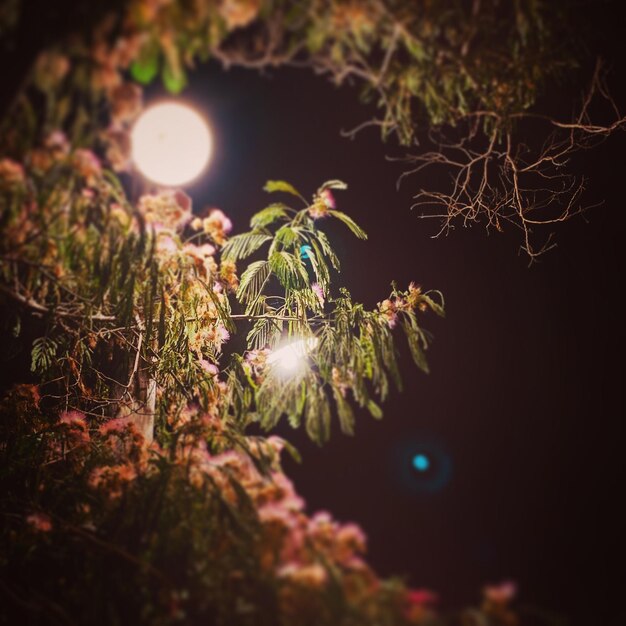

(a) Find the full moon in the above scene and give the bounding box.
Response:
[131,102,213,187]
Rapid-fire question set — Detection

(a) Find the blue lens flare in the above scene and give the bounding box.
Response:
[412,453,430,472]
[392,436,453,495]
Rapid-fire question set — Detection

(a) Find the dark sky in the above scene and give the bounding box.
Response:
[161,58,626,626]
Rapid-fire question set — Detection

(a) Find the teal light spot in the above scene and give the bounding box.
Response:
[300,245,313,260]
[412,454,430,472]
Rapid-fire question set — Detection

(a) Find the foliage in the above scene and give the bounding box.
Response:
[0,137,440,441]
[0,1,572,622]
[3,0,624,258]
[0,69,443,621]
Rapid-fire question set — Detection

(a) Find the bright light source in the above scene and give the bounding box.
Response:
[267,337,318,377]
[131,102,212,186]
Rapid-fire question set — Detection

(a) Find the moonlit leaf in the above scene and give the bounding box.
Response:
[263,180,303,199]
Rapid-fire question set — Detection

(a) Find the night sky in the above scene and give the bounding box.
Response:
[147,55,626,625]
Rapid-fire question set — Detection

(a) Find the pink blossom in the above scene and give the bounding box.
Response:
[210,450,246,468]
[99,416,131,435]
[109,83,143,123]
[209,209,232,234]
[307,511,337,544]
[337,523,367,552]
[258,502,298,528]
[103,125,131,172]
[277,562,328,587]
[27,513,53,532]
[45,130,69,154]
[310,511,333,526]
[308,200,329,220]
[138,190,192,231]
[196,209,233,246]
[184,242,216,259]
[311,282,325,306]
[199,359,219,376]
[266,435,286,455]
[217,325,230,343]
[268,472,306,511]
[59,410,87,428]
[156,233,179,255]
[406,589,438,606]
[34,51,70,89]
[0,159,25,186]
[378,299,398,328]
[484,581,517,604]
[320,189,336,209]
[219,0,261,29]
[88,463,138,497]
[73,149,102,182]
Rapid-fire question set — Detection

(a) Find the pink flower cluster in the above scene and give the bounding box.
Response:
[26,513,53,533]
[0,158,25,188]
[170,435,379,615]
[58,410,90,447]
[138,189,193,232]
[308,189,336,220]
[243,348,272,382]
[191,208,233,246]
[378,282,424,328]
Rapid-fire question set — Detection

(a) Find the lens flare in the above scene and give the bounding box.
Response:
[412,453,430,472]
[392,436,453,495]
[131,102,212,186]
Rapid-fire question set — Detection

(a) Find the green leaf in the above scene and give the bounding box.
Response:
[280,439,302,464]
[31,336,59,374]
[250,204,289,229]
[221,232,272,262]
[315,230,340,270]
[307,27,327,53]
[423,292,446,317]
[404,35,427,61]
[269,251,308,289]
[402,318,430,374]
[366,399,383,419]
[333,387,355,436]
[273,225,303,249]
[162,53,187,94]
[237,260,271,303]
[130,42,160,84]
[204,283,236,335]
[308,240,330,287]
[263,180,303,199]
[247,315,281,350]
[319,179,348,191]
[328,210,368,240]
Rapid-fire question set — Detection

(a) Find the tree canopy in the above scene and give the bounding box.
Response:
[0,0,621,624]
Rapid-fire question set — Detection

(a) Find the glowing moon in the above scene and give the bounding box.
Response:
[131,102,212,186]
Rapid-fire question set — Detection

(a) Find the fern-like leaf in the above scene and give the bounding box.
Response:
[328,210,368,240]
[221,232,272,262]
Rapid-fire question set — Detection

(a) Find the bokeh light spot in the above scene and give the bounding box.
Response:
[300,244,313,260]
[392,436,453,495]
[412,453,430,472]
[267,337,319,378]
